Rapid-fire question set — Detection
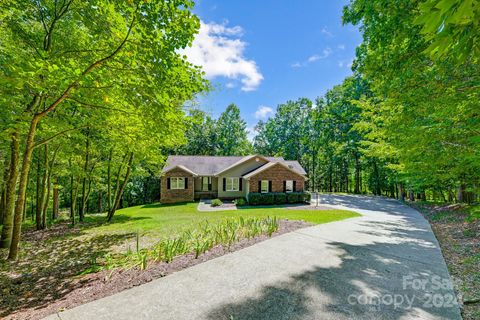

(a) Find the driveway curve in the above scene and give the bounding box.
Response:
[46,194,461,320]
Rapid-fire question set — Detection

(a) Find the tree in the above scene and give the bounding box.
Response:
[216,104,252,156]
[1,0,207,260]
[343,0,480,202]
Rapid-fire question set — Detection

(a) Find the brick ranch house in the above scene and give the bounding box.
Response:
[160,155,307,203]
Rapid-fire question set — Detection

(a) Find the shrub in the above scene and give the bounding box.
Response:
[263,193,275,205]
[211,199,223,207]
[234,198,247,206]
[248,193,262,205]
[273,193,287,204]
[304,192,311,202]
[287,192,309,203]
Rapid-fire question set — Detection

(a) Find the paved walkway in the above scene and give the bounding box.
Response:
[46,194,461,320]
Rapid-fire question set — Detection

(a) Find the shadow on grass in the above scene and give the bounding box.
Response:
[0,232,135,317]
[141,202,194,209]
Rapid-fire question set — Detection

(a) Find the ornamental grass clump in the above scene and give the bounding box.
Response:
[108,216,280,271]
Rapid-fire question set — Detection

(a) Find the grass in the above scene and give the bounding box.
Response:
[0,202,358,317]
[79,202,359,239]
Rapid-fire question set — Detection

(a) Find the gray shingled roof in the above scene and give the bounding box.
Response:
[162,155,306,176]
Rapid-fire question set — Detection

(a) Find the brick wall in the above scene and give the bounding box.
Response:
[160,169,194,203]
[248,164,305,193]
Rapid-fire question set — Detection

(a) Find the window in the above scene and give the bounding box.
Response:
[261,180,269,193]
[285,180,294,193]
[202,177,211,191]
[226,177,239,191]
[171,177,185,189]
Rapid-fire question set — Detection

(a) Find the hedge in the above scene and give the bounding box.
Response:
[248,192,310,205]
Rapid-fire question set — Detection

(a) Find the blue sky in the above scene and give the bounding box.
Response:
[184,0,361,138]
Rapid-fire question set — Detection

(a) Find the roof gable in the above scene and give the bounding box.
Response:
[242,161,306,179]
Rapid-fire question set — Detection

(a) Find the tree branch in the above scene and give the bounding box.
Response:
[36,3,138,118]
[67,97,134,115]
[33,126,87,149]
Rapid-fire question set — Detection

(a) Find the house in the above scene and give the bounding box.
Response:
[160,155,307,203]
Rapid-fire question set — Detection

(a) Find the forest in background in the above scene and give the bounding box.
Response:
[0,0,478,261]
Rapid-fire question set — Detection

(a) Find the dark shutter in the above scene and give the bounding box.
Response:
[223,178,226,191]
[293,181,297,192]
[268,181,272,193]
[208,177,212,191]
[258,181,261,192]
[184,178,188,189]
[167,178,171,189]
[283,181,286,192]
[239,178,242,191]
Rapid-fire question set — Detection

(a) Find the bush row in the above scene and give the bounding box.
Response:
[248,192,310,205]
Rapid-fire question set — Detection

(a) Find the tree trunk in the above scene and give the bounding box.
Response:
[52,176,59,220]
[107,148,113,212]
[80,130,90,221]
[354,153,361,194]
[98,190,103,213]
[399,184,405,201]
[70,175,80,225]
[9,114,41,260]
[0,155,10,225]
[0,132,20,249]
[457,182,466,203]
[40,144,49,229]
[409,190,415,202]
[107,152,133,222]
[35,149,44,230]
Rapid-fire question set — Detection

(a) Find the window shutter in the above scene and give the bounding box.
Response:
[208,177,212,191]
[268,181,272,193]
[184,178,188,189]
[223,178,226,191]
[167,178,170,189]
[293,181,296,192]
[239,178,242,191]
[258,181,261,192]
[283,181,286,192]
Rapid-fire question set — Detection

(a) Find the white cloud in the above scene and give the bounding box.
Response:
[182,21,263,92]
[338,44,345,50]
[308,54,320,62]
[321,27,333,37]
[225,82,236,88]
[292,47,332,68]
[254,105,273,119]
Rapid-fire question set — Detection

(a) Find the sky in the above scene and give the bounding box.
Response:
[183,0,362,139]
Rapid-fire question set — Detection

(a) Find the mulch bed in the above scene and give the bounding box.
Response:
[2,219,312,320]
[411,203,480,320]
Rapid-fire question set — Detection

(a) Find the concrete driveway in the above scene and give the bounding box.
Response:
[46,194,461,320]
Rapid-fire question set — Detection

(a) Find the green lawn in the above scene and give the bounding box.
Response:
[81,202,360,239]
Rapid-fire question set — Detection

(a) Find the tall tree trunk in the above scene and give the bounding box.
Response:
[40,144,49,229]
[457,182,466,203]
[35,149,44,230]
[9,113,42,260]
[354,153,361,194]
[0,132,20,248]
[80,130,90,221]
[70,175,81,225]
[409,190,415,202]
[0,155,10,225]
[399,184,405,201]
[98,190,103,213]
[107,148,113,212]
[52,176,59,220]
[107,152,134,222]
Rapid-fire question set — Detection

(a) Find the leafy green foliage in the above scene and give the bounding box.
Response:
[211,199,223,207]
